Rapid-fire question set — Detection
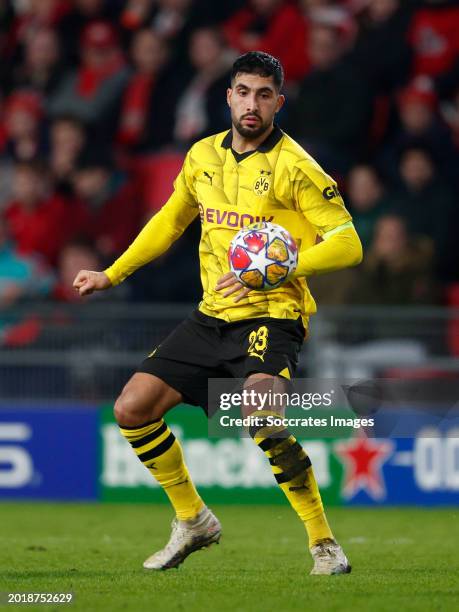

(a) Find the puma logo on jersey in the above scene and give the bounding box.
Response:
[203,171,214,185]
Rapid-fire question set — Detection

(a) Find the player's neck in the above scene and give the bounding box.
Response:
[231,124,274,154]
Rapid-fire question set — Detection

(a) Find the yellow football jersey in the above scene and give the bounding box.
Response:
[105,126,355,326]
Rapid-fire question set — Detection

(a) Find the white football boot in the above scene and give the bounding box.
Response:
[310,540,352,575]
[143,506,221,570]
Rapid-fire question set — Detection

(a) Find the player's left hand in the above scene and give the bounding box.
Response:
[215,272,251,303]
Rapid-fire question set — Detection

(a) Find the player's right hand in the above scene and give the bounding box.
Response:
[73,270,112,297]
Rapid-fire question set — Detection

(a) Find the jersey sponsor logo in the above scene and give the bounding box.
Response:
[253,171,271,196]
[199,204,274,228]
[322,185,341,201]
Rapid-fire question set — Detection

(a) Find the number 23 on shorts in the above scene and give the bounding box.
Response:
[247,325,269,361]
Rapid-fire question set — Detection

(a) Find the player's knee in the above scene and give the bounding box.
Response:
[243,373,286,418]
[114,390,150,427]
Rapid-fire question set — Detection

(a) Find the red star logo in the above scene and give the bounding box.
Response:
[334,433,393,501]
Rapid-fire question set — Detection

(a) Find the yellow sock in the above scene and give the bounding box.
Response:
[120,419,204,521]
[251,413,334,547]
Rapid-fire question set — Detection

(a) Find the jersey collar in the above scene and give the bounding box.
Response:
[221,124,283,153]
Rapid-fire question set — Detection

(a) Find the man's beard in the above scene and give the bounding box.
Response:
[233,114,271,140]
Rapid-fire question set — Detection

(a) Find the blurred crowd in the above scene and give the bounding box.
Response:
[1,0,459,313]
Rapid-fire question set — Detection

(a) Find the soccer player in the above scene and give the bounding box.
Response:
[73,52,362,575]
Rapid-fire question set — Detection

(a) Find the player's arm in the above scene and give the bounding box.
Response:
[292,167,363,278]
[73,155,198,296]
[295,223,362,277]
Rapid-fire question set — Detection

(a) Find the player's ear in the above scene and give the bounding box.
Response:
[276,94,285,113]
[227,88,232,107]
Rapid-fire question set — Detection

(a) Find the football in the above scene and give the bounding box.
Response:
[228,222,298,290]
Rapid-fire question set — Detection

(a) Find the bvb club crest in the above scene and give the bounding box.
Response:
[253,170,271,196]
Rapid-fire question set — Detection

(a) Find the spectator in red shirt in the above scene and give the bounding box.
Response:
[48,21,130,144]
[223,0,309,83]
[71,151,142,258]
[4,160,77,265]
[1,90,44,161]
[117,29,171,150]
[7,27,63,97]
[57,0,122,66]
[5,0,70,62]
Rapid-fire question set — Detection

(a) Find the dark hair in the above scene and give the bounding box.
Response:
[398,140,437,168]
[52,114,86,131]
[231,51,284,91]
[350,162,384,185]
[191,26,225,48]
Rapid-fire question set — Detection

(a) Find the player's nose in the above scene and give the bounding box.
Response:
[246,94,258,111]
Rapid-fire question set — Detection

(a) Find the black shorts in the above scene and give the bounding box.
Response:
[137,310,305,412]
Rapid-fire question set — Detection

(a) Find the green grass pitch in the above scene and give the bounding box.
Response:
[0,504,458,612]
